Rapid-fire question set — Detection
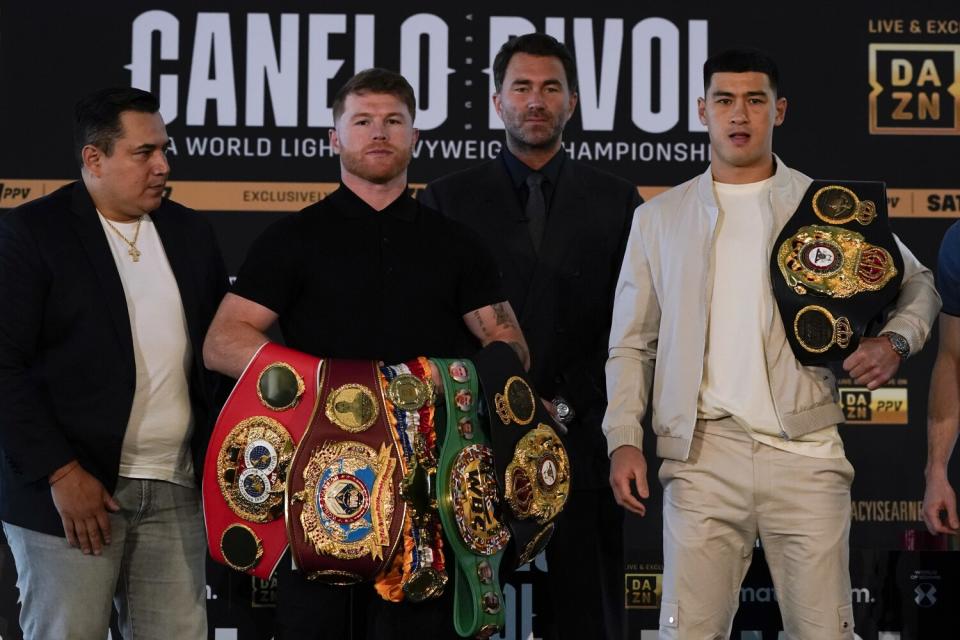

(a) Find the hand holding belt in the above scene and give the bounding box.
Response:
[374,358,448,602]
[434,358,509,639]
[471,342,571,570]
[203,343,321,579]
[771,181,904,365]
[285,359,405,584]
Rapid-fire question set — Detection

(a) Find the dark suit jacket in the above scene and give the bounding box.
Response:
[421,154,641,488]
[0,181,228,535]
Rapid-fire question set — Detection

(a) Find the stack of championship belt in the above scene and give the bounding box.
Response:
[771,181,904,365]
[203,342,570,638]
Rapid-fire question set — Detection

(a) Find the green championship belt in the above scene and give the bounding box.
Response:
[434,358,510,639]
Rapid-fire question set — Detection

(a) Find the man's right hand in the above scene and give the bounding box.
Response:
[610,445,650,516]
[922,471,960,535]
[49,463,121,555]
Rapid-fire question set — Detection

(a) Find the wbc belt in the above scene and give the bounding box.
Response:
[285,359,405,584]
[434,358,510,639]
[471,342,570,569]
[202,343,322,579]
[771,181,904,365]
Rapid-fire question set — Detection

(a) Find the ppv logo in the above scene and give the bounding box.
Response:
[868,44,960,135]
[0,182,33,203]
[625,573,662,609]
[839,386,908,424]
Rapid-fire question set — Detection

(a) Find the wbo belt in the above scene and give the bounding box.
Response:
[771,181,904,365]
[202,343,321,579]
[471,341,570,569]
[285,359,406,585]
[435,358,510,639]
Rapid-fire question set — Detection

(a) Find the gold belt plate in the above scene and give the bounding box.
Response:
[777,225,897,298]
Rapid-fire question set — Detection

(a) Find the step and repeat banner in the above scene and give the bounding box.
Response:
[1,1,959,638]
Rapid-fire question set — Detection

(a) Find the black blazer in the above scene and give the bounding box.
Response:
[0,182,228,535]
[421,155,641,488]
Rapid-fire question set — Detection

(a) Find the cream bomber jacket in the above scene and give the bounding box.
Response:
[602,157,941,462]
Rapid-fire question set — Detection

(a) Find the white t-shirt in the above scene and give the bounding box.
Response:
[698,179,843,458]
[97,211,196,486]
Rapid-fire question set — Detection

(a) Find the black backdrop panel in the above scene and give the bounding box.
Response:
[2,2,959,638]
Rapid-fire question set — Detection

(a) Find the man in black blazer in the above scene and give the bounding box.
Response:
[420,33,641,640]
[0,87,227,639]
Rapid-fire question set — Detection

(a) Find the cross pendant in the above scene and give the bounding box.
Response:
[128,246,141,262]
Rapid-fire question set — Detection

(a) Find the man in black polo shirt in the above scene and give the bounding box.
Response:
[203,69,527,639]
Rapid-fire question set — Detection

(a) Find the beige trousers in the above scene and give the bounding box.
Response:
[657,418,855,640]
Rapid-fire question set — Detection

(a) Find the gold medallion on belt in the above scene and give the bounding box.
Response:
[296,441,396,561]
[325,383,380,432]
[216,416,295,523]
[494,376,536,426]
[793,305,854,354]
[812,185,876,225]
[777,225,897,298]
[504,424,570,524]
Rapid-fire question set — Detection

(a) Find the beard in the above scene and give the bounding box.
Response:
[339,143,413,185]
[502,109,566,152]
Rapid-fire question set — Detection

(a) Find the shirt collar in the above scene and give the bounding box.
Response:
[500,145,566,190]
[327,182,418,222]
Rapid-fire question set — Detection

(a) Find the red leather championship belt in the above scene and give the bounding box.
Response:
[202,343,322,579]
[285,359,407,584]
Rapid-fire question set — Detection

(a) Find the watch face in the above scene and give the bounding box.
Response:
[884,333,909,357]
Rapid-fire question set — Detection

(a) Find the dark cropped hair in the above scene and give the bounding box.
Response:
[703,48,780,96]
[74,87,160,168]
[332,68,417,123]
[493,33,578,93]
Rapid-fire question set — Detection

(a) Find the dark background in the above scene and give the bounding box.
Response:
[1,2,958,638]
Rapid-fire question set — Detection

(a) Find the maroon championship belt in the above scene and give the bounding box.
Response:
[202,343,322,579]
[285,359,407,584]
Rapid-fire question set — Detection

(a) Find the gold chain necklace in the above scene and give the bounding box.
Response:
[103,217,143,262]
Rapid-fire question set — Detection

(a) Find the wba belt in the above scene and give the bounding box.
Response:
[202,343,322,579]
[771,181,904,365]
[471,341,571,569]
[285,359,406,585]
[434,358,509,639]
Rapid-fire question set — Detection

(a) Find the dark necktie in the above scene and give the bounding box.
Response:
[525,172,546,252]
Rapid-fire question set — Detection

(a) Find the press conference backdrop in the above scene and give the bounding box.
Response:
[1,1,959,638]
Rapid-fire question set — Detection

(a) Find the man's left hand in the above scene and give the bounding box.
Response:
[842,336,902,390]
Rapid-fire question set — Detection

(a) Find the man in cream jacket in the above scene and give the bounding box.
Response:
[603,49,940,640]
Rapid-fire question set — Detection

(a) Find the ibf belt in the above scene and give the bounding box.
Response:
[202,343,321,579]
[471,341,570,569]
[285,359,405,584]
[434,358,509,639]
[374,358,448,603]
[770,181,904,365]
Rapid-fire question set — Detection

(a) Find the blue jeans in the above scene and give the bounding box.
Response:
[3,477,207,640]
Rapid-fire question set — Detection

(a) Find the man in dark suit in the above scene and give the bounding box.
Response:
[420,33,641,640]
[0,87,227,639]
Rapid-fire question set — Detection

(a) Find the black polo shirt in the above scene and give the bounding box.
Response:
[232,183,504,362]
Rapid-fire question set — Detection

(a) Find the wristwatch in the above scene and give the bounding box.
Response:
[880,332,910,359]
[552,396,575,425]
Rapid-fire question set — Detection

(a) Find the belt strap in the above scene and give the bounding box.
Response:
[771,180,904,364]
[285,359,405,584]
[434,358,508,639]
[376,358,448,602]
[203,343,322,579]
[471,341,570,569]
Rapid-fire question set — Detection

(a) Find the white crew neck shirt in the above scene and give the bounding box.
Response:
[698,179,843,458]
[97,211,196,486]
